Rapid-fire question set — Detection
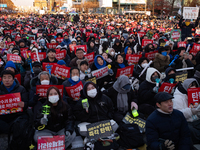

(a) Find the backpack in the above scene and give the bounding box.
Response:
[7,111,35,150]
[117,123,144,149]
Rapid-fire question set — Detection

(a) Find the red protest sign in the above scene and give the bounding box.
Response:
[145,51,158,60]
[126,54,142,65]
[7,54,22,63]
[37,33,42,38]
[56,37,64,43]
[51,64,70,79]
[152,33,159,40]
[137,32,146,37]
[177,41,186,48]
[20,47,29,52]
[158,82,176,93]
[21,50,31,59]
[188,88,200,108]
[31,52,46,62]
[37,135,65,150]
[0,93,22,115]
[15,36,21,41]
[91,66,109,79]
[116,65,134,78]
[75,45,87,54]
[65,81,83,100]
[142,39,153,47]
[69,44,76,53]
[42,63,56,72]
[107,26,115,30]
[6,41,16,46]
[36,85,64,97]
[56,51,66,60]
[192,43,200,51]
[84,52,95,64]
[159,28,166,32]
[190,50,198,56]
[4,30,12,35]
[86,32,92,37]
[47,43,58,49]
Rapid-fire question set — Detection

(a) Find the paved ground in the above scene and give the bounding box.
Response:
[0,134,8,150]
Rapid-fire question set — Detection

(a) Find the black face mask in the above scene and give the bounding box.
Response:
[33,67,42,75]
[151,75,159,82]
[168,74,176,80]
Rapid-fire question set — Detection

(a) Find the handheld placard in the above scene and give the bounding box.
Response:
[82,99,89,113]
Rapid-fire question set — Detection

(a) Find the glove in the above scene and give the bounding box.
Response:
[153,86,159,93]
[40,117,48,125]
[33,94,40,102]
[108,69,114,76]
[164,139,175,150]
[65,131,71,141]
[191,105,200,115]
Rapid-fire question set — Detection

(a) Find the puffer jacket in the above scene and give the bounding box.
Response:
[153,53,170,72]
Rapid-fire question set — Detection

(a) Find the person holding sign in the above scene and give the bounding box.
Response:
[69,48,88,67]
[0,70,28,133]
[41,49,58,64]
[113,54,128,75]
[34,86,76,148]
[138,67,162,116]
[172,78,200,144]
[163,67,177,84]
[60,34,71,47]
[146,92,192,150]
[104,75,138,124]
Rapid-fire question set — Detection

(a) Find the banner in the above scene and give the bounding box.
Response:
[122,112,146,133]
[7,54,22,63]
[65,81,83,100]
[36,85,64,97]
[116,65,134,78]
[69,44,76,53]
[175,72,188,83]
[56,37,64,43]
[91,66,109,79]
[84,52,95,64]
[192,43,200,51]
[46,43,58,49]
[86,120,113,140]
[189,49,198,56]
[170,29,181,42]
[142,39,153,47]
[107,26,114,30]
[126,54,142,65]
[152,33,159,40]
[177,41,186,48]
[145,51,157,60]
[183,7,199,19]
[6,41,16,46]
[75,45,87,54]
[51,64,70,79]
[31,52,46,62]
[37,135,65,150]
[188,88,200,108]
[56,51,66,60]
[137,32,146,37]
[0,93,22,115]
[158,82,176,93]
[159,28,166,33]
[21,50,31,59]
[20,47,29,52]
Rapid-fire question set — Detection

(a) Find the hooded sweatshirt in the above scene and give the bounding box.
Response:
[173,78,199,122]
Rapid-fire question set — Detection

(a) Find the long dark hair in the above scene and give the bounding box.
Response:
[46,86,69,121]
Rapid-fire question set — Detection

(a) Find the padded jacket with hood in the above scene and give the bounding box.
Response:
[138,67,161,106]
[153,53,170,73]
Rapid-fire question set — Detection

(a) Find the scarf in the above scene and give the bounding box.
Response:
[113,75,131,112]
[118,63,125,68]
[68,78,80,86]
[3,80,16,93]
[94,55,106,69]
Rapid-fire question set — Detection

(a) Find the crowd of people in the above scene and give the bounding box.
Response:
[0,13,200,150]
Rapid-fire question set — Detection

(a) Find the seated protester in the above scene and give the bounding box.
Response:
[113,54,128,78]
[24,62,42,90]
[73,81,114,124]
[76,35,84,45]
[133,57,150,84]
[91,55,112,89]
[108,48,116,62]
[193,64,200,85]
[127,37,135,48]
[153,47,170,73]
[94,38,100,49]
[41,49,58,64]
[57,60,68,85]
[77,60,91,80]
[102,52,112,63]
[163,67,177,83]
[164,45,174,60]
[144,43,154,53]
[172,78,200,144]
[34,86,76,148]
[60,34,71,47]
[0,70,28,134]
[69,48,88,67]
[4,61,18,75]
[87,40,99,55]
[62,67,85,108]
[188,53,196,66]
[174,47,194,77]
[124,46,133,55]
[103,75,138,124]
[18,39,27,48]
[0,56,5,74]
[60,47,71,67]
[112,39,122,53]
[29,71,58,107]
[146,92,192,150]
[138,67,161,116]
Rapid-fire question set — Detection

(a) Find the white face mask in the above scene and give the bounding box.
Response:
[48,95,59,104]
[111,51,115,56]
[72,76,79,82]
[13,52,19,55]
[41,80,50,85]
[87,88,97,98]
[141,63,148,68]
